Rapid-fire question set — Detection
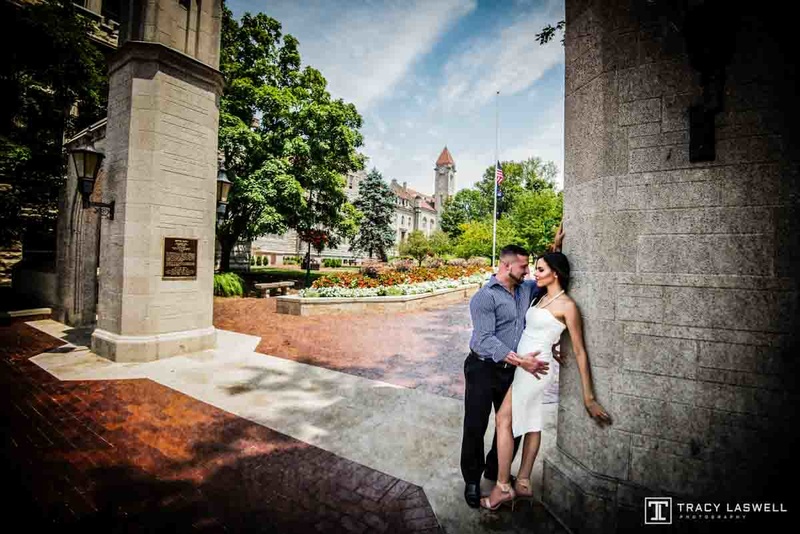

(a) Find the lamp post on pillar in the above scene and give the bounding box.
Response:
[69,146,114,220]
[216,161,232,217]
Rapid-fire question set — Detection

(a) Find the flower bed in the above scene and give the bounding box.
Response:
[299,265,490,298]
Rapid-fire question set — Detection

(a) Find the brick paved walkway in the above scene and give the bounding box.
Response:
[213,298,560,402]
[1,321,441,533]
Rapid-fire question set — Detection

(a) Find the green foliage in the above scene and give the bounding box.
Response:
[536,20,565,45]
[440,189,489,238]
[443,156,562,258]
[214,272,245,297]
[0,0,108,247]
[351,168,396,260]
[383,286,404,296]
[508,189,563,256]
[216,7,364,270]
[322,258,342,268]
[428,230,453,257]
[398,230,432,266]
[453,218,525,260]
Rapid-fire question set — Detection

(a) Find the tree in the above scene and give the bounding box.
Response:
[216,8,364,271]
[0,0,107,248]
[428,230,453,257]
[474,161,527,218]
[440,189,490,238]
[453,218,525,260]
[536,20,565,45]
[399,230,432,266]
[508,189,563,256]
[519,157,558,192]
[351,168,395,260]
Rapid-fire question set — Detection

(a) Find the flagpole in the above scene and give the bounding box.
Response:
[492,91,499,269]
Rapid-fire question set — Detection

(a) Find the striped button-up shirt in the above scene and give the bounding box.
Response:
[469,276,543,363]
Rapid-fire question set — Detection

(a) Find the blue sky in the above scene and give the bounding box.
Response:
[227,0,566,194]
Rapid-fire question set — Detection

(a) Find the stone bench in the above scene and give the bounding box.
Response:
[254,281,295,298]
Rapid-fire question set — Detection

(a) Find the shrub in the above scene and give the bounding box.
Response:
[323,258,343,268]
[447,258,467,267]
[213,272,244,297]
[466,256,490,267]
[360,263,382,279]
[422,256,444,268]
[250,255,256,266]
[390,258,415,272]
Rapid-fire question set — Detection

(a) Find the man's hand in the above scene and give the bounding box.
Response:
[552,343,565,366]
[507,351,549,379]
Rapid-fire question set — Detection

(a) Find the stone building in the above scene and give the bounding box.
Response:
[250,147,456,264]
[549,1,799,531]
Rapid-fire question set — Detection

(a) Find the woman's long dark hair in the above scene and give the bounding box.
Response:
[539,252,571,292]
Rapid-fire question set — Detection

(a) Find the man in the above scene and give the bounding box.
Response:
[461,232,563,508]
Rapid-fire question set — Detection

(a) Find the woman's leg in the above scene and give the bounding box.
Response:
[482,388,516,509]
[514,431,541,497]
[495,388,514,484]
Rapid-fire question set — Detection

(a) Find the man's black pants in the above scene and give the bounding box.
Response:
[460,351,522,483]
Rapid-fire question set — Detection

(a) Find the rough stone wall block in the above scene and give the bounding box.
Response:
[551,1,800,530]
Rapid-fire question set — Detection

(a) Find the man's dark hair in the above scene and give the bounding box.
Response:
[499,244,530,258]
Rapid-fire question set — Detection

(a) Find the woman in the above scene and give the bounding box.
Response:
[481,252,611,510]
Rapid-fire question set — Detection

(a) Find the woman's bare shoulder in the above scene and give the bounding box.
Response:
[562,295,579,312]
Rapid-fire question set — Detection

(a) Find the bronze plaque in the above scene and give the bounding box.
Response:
[163,237,198,279]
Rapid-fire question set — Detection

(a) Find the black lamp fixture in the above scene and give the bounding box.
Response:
[69,145,115,220]
[216,162,232,215]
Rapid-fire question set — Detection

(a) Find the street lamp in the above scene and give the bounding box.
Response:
[216,163,232,215]
[69,146,114,220]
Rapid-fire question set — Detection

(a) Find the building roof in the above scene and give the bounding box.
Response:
[436,146,455,167]
[390,183,437,213]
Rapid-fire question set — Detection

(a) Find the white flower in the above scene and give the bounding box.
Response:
[301,274,483,298]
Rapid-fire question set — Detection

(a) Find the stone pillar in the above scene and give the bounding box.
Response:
[55,121,107,327]
[91,0,223,361]
[548,1,799,531]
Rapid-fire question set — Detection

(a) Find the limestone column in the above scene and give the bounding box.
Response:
[91,0,223,361]
[547,1,799,531]
[55,121,106,327]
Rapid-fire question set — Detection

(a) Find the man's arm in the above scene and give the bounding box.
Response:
[469,291,514,363]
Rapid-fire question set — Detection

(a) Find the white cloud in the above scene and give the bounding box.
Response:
[252,0,477,110]
[436,2,564,112]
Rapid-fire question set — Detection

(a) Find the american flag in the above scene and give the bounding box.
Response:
[495,161,505,185]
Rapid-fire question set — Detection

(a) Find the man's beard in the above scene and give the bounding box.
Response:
[508,272,523,285]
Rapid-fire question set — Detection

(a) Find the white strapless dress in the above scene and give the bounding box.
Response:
[511,306,566,437]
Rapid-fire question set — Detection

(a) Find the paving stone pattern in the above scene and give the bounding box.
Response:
[213,297,560,402]
[1,321,441,533]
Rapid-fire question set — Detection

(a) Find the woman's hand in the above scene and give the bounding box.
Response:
[585,399,611,424]
[550,223,565,252]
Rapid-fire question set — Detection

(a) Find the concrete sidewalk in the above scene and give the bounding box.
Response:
[27,319,567,534]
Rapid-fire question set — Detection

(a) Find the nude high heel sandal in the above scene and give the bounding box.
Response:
[513,477,535,507]
[480,482,516,511]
